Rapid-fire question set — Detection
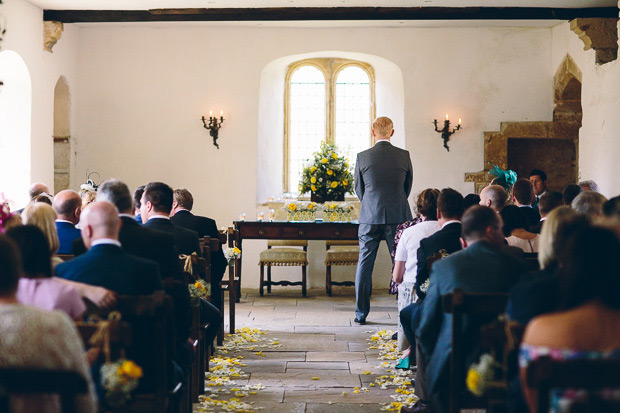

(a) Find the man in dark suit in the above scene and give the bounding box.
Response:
[529,168,548,209]
[529,190,563,234]
[170,188,227,310]
[56,201,163,295]
[353,116,413,324]
[410,206,527,412]
[512,178,540,228]
[140,182,200,255]
[52,189,83,254]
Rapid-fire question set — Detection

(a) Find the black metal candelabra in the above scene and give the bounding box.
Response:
[433,118,461,152]
[201,114,225,149]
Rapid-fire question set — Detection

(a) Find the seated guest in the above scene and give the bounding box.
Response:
[33,193,53,205]
[56,202,163,295]
[409,206,527,412]
[520,226,620,412]
[393,189,441,352]
[1,199,22,232]
[21,203,64,267]
[603,196,620,218]
[133,185,145,224]
[16,182,50,213]
[572,191,607,217]
[530,190,563,234]
[141,182,200,255]
[479,184,507,213]
[0,234,97,413]
[7,225,85,320]
[463,193,481,210]
[562,183,582,206]
[529,169,548,208]
[501,205,539,253]
[512,178,541,228]
[578,179,599,193]
[52,189,82,254]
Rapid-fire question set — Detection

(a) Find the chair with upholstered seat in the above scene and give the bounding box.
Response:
[259,240,308,297]
[324,240,358,296]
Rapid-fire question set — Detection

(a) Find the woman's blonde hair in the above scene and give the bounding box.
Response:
[538,206,578,269]
[21,203,60,254]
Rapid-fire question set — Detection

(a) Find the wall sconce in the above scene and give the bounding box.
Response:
[201,110,225,149]
[433,114,462,152]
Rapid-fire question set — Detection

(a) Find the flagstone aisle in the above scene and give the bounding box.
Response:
[194,288,417,412]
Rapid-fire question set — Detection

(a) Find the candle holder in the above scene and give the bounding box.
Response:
[201,112,225,149]
[433,116,461,152]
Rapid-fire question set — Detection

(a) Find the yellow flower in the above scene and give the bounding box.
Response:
[327,170,333,176]
[233,247,241,254]
[288,203,296,211]
[311,166,317,173]
[311,176,317,184]
[121,360,143,379]
[311,185,317,191]
[344,162,349,168]
[195,281,204,290]
[321,158,328,164]
[331,181,338,188]
[308,203,314,210]
[466,369,483,396]
[342,180,348,186]
[332,152,338,159]
[330,204,336,210]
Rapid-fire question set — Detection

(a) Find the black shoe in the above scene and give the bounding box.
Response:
[353,317,366,325]
[391,332,398,340]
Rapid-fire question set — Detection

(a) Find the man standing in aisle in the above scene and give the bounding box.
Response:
[354,117,413,324]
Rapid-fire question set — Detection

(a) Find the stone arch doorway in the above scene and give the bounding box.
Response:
[53,76,71,193]
[465,54,582,193]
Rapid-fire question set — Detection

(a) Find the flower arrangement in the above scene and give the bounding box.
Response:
[224,247,241,266]
[466,353,499,397]
[101,359,143,407]
[188,279,211,300]
[299,142,354,201]
[282,202,318,222]
[419,278,430,294]
[322,202,355,222]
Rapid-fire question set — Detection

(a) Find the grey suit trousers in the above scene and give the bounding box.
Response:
[354,223,397,320]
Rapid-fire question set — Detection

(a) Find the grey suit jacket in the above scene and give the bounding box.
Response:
[354,141,413,224]
[417,241,527,408]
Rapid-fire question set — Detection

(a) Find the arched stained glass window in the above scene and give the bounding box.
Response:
[288,65,326,193]
[335,66,371,162]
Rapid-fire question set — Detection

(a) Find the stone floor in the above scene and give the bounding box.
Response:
[195,287,411,412]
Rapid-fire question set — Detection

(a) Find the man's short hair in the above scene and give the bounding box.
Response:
[578,180,599,193]
[416,188,440,219]
[562,184,582,206]
[173,188,194,211]
[372,117,393,138]
[463,194,481,211]
[0,235,22,296]
[144,182,174,214]
[53,191,81,217]
[97,179,133,213]
[512,179,534,206]
[438,188,464,220]
[462,205,500,241]
[529,169,547,181]
[29,183,48,200]
[572,191,607,216]
[133,186,145,209]
[538,191,563,215]
[483,185,507,211]
[603,196,620,219]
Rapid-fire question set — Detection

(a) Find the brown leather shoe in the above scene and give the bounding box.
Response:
[400,400,432,413]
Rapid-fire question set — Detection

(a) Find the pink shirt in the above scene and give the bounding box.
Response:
[16,278,86,320]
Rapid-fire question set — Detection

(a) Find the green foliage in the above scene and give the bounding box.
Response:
[298,142,354,199]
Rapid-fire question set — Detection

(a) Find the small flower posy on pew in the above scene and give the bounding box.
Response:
[100,359,143,407]
[466,353,499,396]
[224,247,241,266]
[188,279,211,299]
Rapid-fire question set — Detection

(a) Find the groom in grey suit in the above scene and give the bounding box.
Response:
[354,117,413,323]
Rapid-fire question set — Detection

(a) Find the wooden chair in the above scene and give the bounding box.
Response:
[189,303,208,403]
[0,369,89,413]
[441,288,509,413]
[324,240,358,296]
[225,229,242,303]
[526,356,620,413]
[221,228,238,332]
[259,240,308,297]
[523,252,539,272]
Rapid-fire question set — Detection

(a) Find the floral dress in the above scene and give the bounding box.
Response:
[389,216,422,294]
[519,343,620,412]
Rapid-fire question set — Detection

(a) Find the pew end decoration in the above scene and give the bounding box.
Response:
[299,142,354,203]
[224,247,241,266]
[188,279,211,301]
[201,110,225,149]
[433,114,462,152]
[101,359,143,407]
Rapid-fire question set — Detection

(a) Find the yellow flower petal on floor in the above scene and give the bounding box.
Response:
[362,371,371,375]
[311,377,320,380]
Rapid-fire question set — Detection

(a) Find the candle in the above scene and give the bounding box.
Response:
[445,114,449,121]
[209,110,213,116]
[458,118,462,125]
[220,111,224,116]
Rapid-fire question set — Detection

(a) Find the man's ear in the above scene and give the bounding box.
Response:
[146,201,153,213]
[460,237,468,249]
[436,208,442,220]
[171,201,178,210]
[485,198,492,208]
[390,129,395,138]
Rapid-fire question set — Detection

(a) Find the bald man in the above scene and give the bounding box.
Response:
[479,185,507,213]
[55,202,163,295]
[53,190,83,254]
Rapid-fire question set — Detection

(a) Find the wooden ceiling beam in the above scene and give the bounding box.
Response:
[43,7,620,24]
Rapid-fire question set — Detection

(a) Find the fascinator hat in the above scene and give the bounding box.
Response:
[489,163,517,189]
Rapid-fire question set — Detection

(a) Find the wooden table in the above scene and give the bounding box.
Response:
[233,220,359,293]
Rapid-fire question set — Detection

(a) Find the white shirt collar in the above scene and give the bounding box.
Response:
[540,217,548,221]
[118,213,135,219]
[518,205,533,208]
[91,238,122,248]
[55,219,74,225]
[442,220,461,228]
[374,139,391,145]
[148,215,170,221]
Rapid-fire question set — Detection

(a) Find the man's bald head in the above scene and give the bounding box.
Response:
[29,183,50,200]
[80,201,120,249]
[479,185,507,212]
[52,190,82,224]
